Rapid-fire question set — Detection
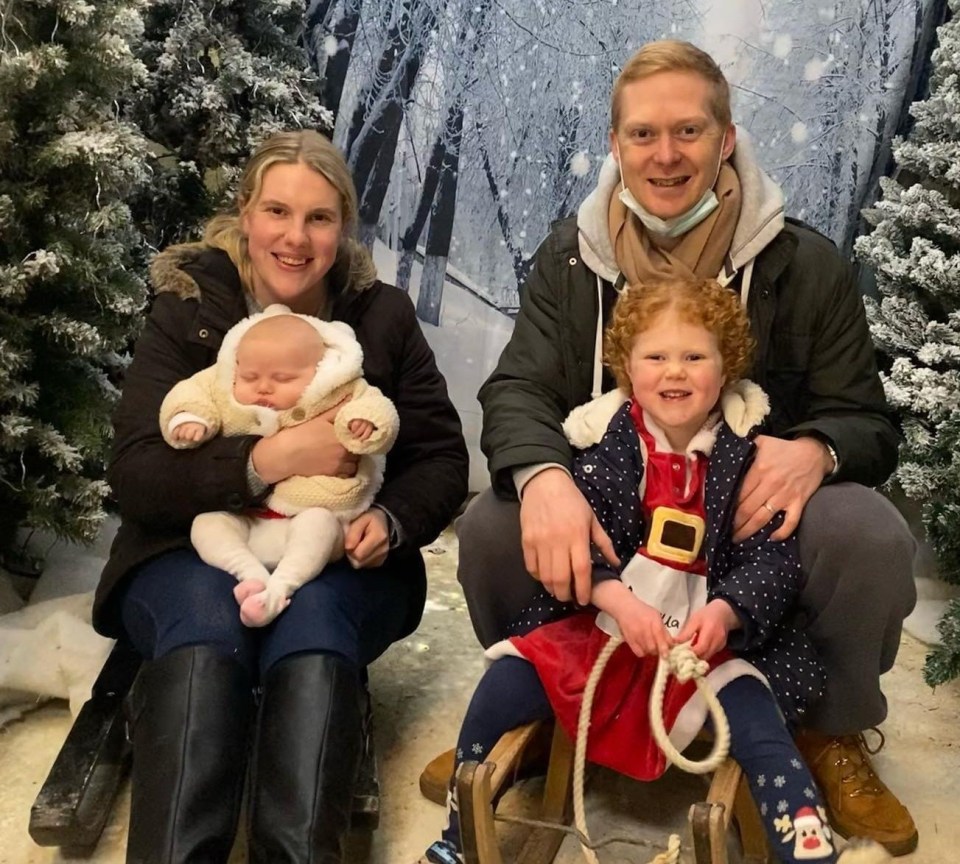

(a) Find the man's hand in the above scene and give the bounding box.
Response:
[676,599,739,660]
[251,401,359,484]
[519,468,619,605]
[732,436,833,542]
[344,509,390,568]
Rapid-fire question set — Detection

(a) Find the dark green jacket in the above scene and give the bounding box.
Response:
[479,216,898,498]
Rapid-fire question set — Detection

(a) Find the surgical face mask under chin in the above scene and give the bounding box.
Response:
[616,135,726,238]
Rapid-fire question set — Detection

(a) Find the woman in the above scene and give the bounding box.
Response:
[94,130,469,863]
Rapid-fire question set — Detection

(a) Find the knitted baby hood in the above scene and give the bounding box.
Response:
[214,303,364,417]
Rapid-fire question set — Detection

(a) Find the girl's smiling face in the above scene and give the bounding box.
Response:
[626,306,725,450]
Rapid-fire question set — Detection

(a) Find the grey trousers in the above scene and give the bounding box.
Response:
[455,483,918,734]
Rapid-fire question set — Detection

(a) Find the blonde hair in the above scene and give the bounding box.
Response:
[604,277,754,392]
[611,40,732,132]
[203,130,377,295]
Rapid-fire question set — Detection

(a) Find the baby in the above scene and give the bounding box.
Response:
[160,305,399,626]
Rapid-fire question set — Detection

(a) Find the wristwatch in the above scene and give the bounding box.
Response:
[387,515,402,550]
[823,441,839,477]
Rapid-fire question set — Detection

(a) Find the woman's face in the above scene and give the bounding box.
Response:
[241,162,344,314]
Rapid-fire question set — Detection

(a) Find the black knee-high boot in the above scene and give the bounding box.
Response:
[247,652,364,864]
[125,646,254,864]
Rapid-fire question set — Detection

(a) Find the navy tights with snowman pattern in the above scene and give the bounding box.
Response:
[426,658,839,864]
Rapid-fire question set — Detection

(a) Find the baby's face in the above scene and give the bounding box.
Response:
[234,334,323,410]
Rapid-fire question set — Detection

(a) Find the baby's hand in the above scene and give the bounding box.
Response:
[172,421,208,443]
[348,418,375,441]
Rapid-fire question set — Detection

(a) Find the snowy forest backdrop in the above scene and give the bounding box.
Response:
[305,0,945,488]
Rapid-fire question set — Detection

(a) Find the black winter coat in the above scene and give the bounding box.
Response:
[93,247,468,638]
[479,217,898,498]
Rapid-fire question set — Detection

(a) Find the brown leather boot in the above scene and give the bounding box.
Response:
[795,729,918,856]
[419,748,455,805]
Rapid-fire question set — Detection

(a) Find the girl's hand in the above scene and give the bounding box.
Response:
[593,582,673,659]
[616,598,674,659]
[675,600,739,660]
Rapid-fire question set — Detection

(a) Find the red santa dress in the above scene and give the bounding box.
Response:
[489,406,766,780]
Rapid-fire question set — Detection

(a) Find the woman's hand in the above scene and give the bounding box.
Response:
[251,402,359,484]
[676,599,739,660]
[344,509,390,568]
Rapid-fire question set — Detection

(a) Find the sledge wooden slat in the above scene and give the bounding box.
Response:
[29,641,140,849]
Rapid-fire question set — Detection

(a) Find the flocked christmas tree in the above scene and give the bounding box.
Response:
[0,0,152,560]
[855,0,960,686]
[128,0,334,249]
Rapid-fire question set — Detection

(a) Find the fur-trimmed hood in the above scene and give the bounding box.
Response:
[148,241,377,304]
[563,379,770,450]
[149,245,211,300]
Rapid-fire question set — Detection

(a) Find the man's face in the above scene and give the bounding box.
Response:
[610,70,736,220]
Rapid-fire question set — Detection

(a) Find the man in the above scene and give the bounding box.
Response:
[437,41,918,854]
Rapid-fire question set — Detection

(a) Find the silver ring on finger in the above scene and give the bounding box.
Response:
[763,501,776,515]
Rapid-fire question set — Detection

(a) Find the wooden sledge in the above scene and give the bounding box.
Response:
[455,719,771,864]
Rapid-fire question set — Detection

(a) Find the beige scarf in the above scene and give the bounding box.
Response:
[608,163,742,285]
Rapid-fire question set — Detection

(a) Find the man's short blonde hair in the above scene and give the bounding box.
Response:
[611,40,732,131]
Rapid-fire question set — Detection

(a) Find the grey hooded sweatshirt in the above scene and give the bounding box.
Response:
[479,132,898,499]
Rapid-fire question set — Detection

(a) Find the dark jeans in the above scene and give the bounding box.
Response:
[456,483,918,733]
[120,548,424,677]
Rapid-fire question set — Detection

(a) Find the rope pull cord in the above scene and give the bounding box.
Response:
[572,637,731,864]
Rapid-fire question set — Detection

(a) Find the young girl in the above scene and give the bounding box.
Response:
[421,278,890,864]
